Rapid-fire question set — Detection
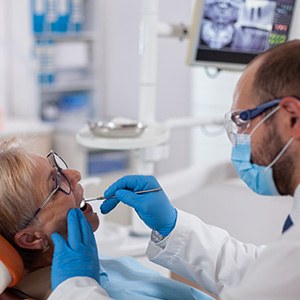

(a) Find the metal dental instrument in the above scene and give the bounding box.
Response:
[80,187,162,209]
[85,187,162,203]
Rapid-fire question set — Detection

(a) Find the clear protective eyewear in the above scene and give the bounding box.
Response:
[224,99,281,144]
[26,150,71,225]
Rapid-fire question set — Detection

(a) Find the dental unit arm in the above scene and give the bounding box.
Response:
[0,235,24,294]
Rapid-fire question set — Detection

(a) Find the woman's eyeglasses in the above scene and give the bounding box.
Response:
[26,150,71,226]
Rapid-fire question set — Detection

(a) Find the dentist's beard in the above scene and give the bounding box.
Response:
[252,123,294,195]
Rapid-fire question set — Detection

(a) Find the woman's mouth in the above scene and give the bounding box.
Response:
[79,199,99,231]
[80,199,87,211]
[82,202,92,213]
[80,200,94,216]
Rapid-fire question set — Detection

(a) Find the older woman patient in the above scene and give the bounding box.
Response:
[0,138,212,300]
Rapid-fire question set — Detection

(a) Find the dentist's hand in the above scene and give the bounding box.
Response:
[101,175,177,237]
[51,209,100,290]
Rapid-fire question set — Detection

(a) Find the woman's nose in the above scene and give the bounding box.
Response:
[64,169,81,189]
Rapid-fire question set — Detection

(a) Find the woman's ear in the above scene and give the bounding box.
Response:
[14,229,50,251]
[280,97,300,139]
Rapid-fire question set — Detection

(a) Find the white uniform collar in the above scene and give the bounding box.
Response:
[290,184,300,224]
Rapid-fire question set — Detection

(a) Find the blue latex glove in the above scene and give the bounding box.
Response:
[101,175,177,237]
[51,208,100,290]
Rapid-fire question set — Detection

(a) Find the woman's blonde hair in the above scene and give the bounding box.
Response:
[0,138,42,268]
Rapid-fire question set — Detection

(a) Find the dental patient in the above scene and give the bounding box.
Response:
[0,138,212,300]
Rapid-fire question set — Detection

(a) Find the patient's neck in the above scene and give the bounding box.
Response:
[25,250,53,273]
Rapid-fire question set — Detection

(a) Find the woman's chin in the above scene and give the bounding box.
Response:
[90,216,100,232]
[91,215,100,232]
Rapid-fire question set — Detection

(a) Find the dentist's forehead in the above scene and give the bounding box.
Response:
[232,57,264,111]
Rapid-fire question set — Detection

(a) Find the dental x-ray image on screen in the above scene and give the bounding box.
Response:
[187,0,297,70]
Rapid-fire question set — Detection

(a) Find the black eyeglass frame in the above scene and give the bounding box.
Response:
[26,150,71,225]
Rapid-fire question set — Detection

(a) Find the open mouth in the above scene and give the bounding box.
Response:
[80,200,93,215]
[80,199,87,211]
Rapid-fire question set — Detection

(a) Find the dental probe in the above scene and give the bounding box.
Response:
[85,187,162,203]
[80,187,162,210]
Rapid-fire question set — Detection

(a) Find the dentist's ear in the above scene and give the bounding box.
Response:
[280,97,300,139]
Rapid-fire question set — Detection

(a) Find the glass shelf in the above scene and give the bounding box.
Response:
[34,31,96,42]
[40,79,94,94]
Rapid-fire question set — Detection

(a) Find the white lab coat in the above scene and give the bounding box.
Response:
[49,185,300,300]
[146,209,264,296]
[147,185,300,299]
[220,222,300,300]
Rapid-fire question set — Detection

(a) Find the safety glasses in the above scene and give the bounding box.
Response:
[224,99,281,144]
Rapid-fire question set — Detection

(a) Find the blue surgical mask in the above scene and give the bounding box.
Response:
[231,109,294,196]
[232,134,277,195]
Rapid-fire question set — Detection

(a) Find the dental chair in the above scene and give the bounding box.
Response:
[0,235,24,295]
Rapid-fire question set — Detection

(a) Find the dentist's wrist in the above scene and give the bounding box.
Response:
[157,208,178,237]
[151,230,165,243]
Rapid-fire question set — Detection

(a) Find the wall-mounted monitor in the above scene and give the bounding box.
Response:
[187,0,297,70]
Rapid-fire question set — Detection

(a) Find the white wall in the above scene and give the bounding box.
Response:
[155,0,193,175]
[101,0,193,175]
[9,0,39,119]
[289,0,300,39]
[0,0,8,120]
[190,68,241,169]
[173,176,293,245]
[0,0,39,119]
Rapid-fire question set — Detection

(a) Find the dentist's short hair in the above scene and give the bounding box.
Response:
[252,39,300,103]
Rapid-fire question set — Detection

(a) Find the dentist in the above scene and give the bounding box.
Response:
[49,39,300,300]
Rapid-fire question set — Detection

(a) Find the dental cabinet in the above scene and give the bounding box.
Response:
[30,1,135,182]
[30,2,133,181]
[30,0,103,124]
